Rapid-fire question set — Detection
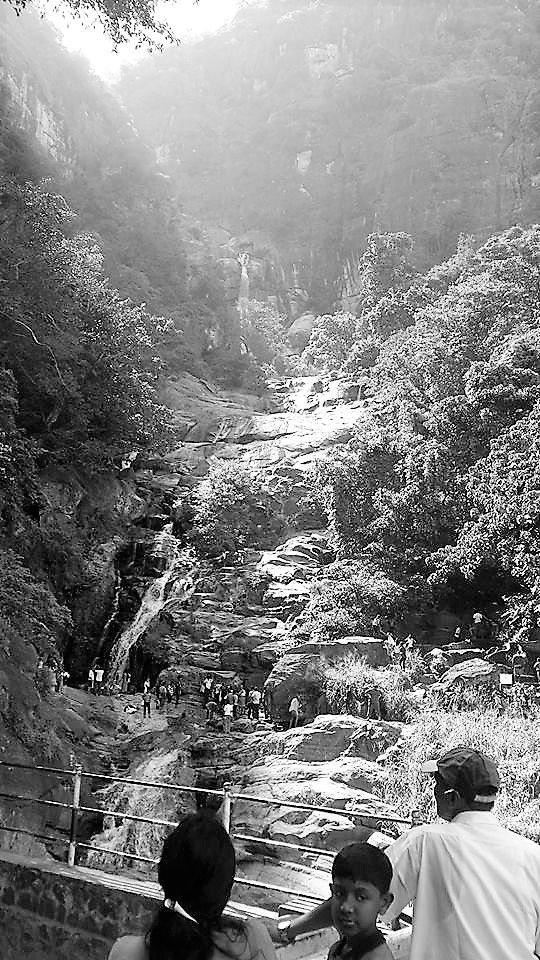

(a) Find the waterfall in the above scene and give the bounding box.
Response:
[95,566,121,657]
[237,252,250,320]
[107,523,181,686]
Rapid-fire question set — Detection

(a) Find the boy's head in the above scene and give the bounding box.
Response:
[330,842,393,941]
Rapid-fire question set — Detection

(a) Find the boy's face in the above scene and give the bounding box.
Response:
[330,875,392,941]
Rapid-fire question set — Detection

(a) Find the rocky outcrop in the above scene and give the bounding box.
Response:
[432,658,499,694]
[264,637,389,722]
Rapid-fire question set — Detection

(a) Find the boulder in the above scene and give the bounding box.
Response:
[433,657,499,693]
[259,715,401,763]
[265,651,323,720]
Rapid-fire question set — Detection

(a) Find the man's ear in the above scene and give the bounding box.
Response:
[379,891,393,915]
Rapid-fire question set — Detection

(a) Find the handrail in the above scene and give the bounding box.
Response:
[0,756,413,908]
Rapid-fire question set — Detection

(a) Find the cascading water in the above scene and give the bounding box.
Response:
[95,567,121,657]
[106,523,194,686]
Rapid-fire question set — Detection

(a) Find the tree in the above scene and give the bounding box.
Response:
[5,0,184,47]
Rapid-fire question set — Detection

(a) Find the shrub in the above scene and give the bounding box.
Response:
[187,461,283,558]
[323,654,419,723]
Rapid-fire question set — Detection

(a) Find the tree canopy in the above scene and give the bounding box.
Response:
[5,0,185,47]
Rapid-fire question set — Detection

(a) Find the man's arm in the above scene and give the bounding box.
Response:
[282,899,333,941]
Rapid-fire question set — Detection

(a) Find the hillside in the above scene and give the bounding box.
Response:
[119,0,540,312]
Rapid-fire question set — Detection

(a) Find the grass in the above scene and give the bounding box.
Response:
[380,705,540,840]
[323,653,420,722]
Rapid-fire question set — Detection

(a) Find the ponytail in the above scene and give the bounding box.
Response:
[146,904,215,960]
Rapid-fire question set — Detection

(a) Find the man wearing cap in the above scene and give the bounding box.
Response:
[281,747,540,959]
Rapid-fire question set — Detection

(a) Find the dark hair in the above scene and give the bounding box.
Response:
[146,811,239,960]
[332,842,392,895]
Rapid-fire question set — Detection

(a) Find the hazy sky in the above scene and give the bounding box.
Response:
[46,0,244,82]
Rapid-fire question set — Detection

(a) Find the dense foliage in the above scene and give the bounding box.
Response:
[187,461,283,559]
[303,225,540,640]
[0,7,236,382]
[6,0,179,46]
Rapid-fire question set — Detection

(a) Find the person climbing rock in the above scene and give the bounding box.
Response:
[288,695,299,728]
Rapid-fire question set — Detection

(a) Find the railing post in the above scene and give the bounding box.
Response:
[222,781,232,834]
[68,763,82,867]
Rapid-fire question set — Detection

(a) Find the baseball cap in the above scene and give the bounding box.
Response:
[421,747,500,803]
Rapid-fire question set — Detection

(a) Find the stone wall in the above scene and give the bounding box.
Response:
[0,850,157,960]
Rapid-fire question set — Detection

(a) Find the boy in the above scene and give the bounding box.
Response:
[328,842,394,960]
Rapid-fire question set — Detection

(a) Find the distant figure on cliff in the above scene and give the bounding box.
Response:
[88,664,95,694]
[121,670,131,694]
[143,677,151,694]
[107,811,277,960]
[288,695,300,728]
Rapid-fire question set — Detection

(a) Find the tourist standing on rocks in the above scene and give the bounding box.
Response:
[288,695,300,728]
[263,685,274,722]
[88,664,95,693]
[121,670,131,694]
[108,811,277,960]
[284,747,540,960]
[251,687,262,723]
[143,690,151,719]
[238,685,247,718]
[94,664,104,695]
[206,696,218,722]
[223,701,233,734]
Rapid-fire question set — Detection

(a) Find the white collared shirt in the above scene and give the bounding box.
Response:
[384,811,540,960]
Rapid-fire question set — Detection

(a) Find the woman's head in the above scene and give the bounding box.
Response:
[158,811,236,926]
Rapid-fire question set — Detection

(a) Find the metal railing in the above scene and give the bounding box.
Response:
[0,757,414,905]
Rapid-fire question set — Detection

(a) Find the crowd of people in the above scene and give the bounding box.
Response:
[201,676,265,730]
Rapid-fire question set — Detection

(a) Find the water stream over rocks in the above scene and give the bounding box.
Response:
[85,373,408,910]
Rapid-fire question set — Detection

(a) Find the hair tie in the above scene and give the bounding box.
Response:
[163,898,199,925]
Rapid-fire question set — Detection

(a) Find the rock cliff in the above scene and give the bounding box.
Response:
[119,0,540,309]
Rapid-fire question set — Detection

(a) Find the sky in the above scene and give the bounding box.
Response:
[45,0,244,83]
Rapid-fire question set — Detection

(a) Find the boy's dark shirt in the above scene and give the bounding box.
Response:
[328,930,387,960]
